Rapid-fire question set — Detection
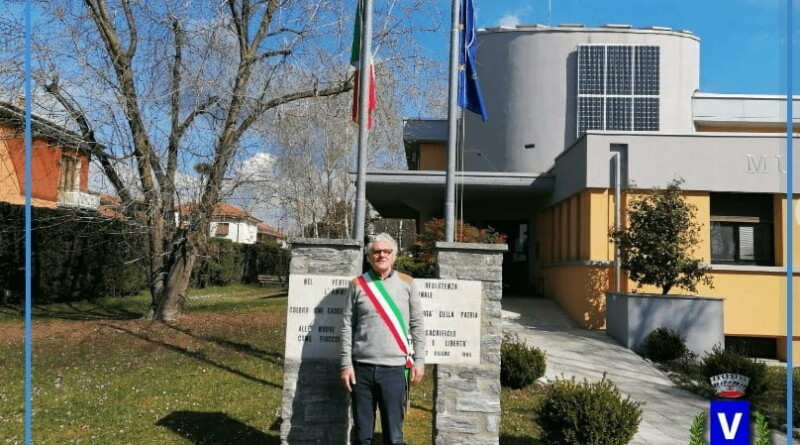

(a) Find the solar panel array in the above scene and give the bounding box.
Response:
[577,44,660,135]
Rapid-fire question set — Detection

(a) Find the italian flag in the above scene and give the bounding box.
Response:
[351,0,377,129]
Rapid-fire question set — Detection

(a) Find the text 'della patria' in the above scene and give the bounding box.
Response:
[284,275,482,364]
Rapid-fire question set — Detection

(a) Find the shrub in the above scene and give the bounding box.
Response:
[192,239,245,288]
[0,202,148,304]
[241,242,290,283]
[501,334,546,389]
[700,345,768,400]
[643,327,688,362]
[411,218,506,278]
[794,369,800,424]
[537,375,642,445]
[393,255,429,278]
[609,179,713,294]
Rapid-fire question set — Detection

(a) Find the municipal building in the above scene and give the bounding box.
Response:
[364,24,800,362]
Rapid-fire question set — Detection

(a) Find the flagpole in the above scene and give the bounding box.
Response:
[445,0,461,242]
[353,0,373,244]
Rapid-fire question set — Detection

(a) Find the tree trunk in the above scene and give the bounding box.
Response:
[145,238,198,321]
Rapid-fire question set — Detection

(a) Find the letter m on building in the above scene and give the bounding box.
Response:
[746,154,768,174]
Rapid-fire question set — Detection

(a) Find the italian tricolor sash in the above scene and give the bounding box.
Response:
[356,270,414,369]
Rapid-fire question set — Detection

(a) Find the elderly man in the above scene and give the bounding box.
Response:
[340,233,426,445]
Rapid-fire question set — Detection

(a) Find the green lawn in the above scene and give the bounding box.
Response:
[0,285,289,444]
[0,285,542,444]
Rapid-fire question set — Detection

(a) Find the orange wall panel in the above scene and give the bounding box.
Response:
[419,143,446,170]
[6,138,62,202]
[76,151,90,192]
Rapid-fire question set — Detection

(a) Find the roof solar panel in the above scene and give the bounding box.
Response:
[634,46,660,95]
[578,97,604,133]
[607,46,632,95]
[576,44,660,136]
[633,97,659,130]
[578,45,605,94]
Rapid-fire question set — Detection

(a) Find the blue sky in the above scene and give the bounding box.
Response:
[436,0,797,95]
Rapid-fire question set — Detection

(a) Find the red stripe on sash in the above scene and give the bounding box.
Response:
[356,275,409,357]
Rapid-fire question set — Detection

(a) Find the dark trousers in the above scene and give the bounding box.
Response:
[351,363,407,445]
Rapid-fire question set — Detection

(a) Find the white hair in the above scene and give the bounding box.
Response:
[366,232,398,252]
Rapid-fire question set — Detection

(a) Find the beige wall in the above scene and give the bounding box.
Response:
[539,264,611,329]
[538,187,800,361]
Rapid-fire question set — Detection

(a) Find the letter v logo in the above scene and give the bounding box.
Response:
[716,412,741,439]
[710,400,749,445]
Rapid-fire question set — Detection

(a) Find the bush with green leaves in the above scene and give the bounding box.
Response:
[191,240,290,288]
[501,335,546,389]
[190,239,243,288]
[241,242,290,283]
[700,345,768,400]
[0,202,148,304]
[609,179,713,294]
[793,368,800,425]
[642,327,688,362]
[393,255,430,278]
[537,375,642,445]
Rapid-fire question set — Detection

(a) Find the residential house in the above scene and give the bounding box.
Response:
[257,222,288,247]
[177,202,262,244]
[365,24,800,362]
[0,101,98,209]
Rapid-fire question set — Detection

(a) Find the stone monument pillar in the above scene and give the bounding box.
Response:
[433,242,507,445]
[280,239,362,445]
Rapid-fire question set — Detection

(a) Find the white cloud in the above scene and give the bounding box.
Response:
[175,170,203,204]
[238,152,276,181]
[498,14,521,27]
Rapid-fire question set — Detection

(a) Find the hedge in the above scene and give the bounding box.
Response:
[0,202,147,304]
[190,239,289,288]
[0,202,291,303]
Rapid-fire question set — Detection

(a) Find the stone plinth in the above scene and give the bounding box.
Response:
[605,291,724,357]
[281,239,362,445]
[434,242,507,445]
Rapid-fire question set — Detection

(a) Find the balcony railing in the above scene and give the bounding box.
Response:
[58,190,100,209]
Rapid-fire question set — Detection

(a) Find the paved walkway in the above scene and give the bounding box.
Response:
[501,296,796,445]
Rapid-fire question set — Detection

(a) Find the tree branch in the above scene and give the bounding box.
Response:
[255,49,291,62]
[121,0,137,59]
[83,0,161,204]
[43,79,134,203]
[232,79,353,143]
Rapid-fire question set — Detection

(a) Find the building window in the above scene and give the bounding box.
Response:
[710,193,774,265]
[215,223,230,237]
[577,44,660,135]
[59,156,80,190]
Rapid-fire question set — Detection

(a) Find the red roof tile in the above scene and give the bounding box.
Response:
[176,202,261,222]
[257,222,287,238]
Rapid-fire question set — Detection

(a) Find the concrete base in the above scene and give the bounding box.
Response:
[605,291,724,357]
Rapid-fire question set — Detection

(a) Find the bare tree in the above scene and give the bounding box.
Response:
[0,0,442,320]
[263,55,445,237]
[263,94,355,238]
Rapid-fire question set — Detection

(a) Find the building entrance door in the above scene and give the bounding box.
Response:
[487,220,530,295]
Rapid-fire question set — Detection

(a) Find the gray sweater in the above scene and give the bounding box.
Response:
[340,270,425,368]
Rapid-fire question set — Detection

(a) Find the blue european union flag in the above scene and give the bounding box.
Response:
[458,0,488,121]
[710,400,750,444]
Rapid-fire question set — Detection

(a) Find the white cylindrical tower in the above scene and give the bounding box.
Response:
[463,25,700,173]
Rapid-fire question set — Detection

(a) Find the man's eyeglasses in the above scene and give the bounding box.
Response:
[370,249,394,256]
